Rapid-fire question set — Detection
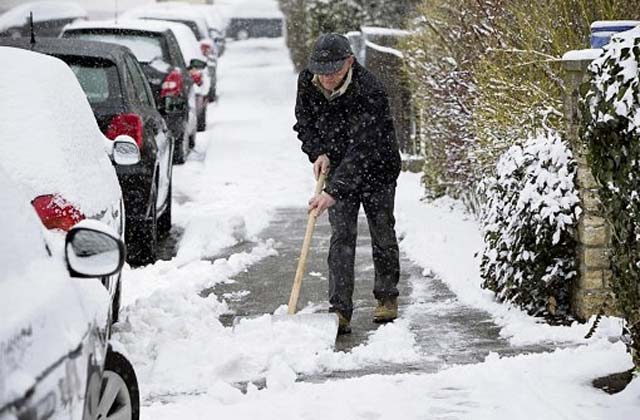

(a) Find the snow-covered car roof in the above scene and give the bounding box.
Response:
[0,47,121,217]
[0,1,86,32]
[166,20,207,64]
[64,18,182,34]
[65,18,207,64]
[122,5,211,41]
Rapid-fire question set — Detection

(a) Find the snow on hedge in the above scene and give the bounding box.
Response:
[480,131,581,317]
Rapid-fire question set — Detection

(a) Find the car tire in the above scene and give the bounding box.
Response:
[157,180,172,237]
[189,132,196,149]
[128,184,158,266]
[98,351,140,420]
[173,129,188,165]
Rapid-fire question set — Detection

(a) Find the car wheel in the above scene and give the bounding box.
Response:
[237,29,249,40]
[173,128,188,165]
[128,184,158,266]
[189,132,196,149]
[97,351,140,420]
[157,179,172,236]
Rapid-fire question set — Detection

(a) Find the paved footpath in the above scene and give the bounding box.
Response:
[205,206,553,383]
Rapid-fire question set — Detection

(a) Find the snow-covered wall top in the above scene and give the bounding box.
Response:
[365,40,403,58]
[361,26,410,37]
[562,48,603,62]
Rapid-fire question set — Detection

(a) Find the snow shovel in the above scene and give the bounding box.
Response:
[278,172,339,336]
[232,173,339,343]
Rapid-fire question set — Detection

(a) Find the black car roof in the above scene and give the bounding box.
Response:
[0,37,134,64]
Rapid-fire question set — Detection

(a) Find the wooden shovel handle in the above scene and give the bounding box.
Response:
[287,173,327,314]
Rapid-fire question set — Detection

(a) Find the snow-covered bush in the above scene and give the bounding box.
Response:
[480,132,581,317]
[583,28,640,370]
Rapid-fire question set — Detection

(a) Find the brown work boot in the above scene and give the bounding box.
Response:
[331,309,352,335]
[373,297,398,323]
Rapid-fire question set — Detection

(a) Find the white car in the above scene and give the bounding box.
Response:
[0,167,139,420]
[0,46,139,324]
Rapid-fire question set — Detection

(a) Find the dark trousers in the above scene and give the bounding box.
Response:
[327,184,400,320]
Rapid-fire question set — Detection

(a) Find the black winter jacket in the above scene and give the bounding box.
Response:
[293,62,401,200]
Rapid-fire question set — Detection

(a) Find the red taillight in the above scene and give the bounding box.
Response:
[160,68,184,98]
[32,194,85,231]
[106,113,143,150]
[189,68,203,86]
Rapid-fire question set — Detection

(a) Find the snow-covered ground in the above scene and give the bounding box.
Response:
[114,36,639,418]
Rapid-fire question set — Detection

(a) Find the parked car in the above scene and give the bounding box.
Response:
[0,1,87,38]
[63,19,205,157]
[0,166,139,420]
[0,38,176,266]
[122,5,219,102]
[0,46,133,323]
[191,3,228,56]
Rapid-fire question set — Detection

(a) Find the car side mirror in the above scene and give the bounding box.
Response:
[189,58,207,70]
[65,221,125,278]
[113,135,141,166]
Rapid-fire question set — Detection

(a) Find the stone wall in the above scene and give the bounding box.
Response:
[563,55,614,321]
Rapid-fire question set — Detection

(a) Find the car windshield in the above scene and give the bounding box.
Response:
[66,32,165,63]
[145,18,203,40]
[65,58,121,106]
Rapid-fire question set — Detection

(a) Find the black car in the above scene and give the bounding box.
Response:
[63,20,201,164]
[0,38,175,266]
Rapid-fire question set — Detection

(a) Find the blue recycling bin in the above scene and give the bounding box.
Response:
[590,21,640,48]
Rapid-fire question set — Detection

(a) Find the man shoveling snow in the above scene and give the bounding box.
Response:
[293,33,402,335]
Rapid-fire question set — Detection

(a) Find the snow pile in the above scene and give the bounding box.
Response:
[480,132,580,317]
[395,172,621,346]
[142,339,636,420]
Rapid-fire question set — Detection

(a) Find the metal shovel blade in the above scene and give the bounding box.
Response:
[232,312,339,347]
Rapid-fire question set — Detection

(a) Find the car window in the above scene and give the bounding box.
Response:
[124,57,153,107]
[165,32,187,69]
[147,18,203,40]
[66,58,122,106]
[65,31,166,64]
